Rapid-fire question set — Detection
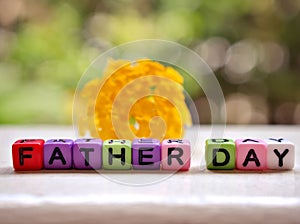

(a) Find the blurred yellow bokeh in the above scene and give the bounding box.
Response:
[78,59,191,140]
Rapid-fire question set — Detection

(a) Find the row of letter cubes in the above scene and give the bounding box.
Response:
[206,138,295,170]
[12,139,190,171]
[12,138,295,171]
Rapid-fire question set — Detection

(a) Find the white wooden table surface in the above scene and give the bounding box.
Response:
[0,125,299,224]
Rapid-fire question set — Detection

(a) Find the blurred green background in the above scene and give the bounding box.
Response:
[0,0,300,124]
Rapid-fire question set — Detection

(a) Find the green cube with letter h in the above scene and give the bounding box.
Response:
[205,139,236,170]
[103,139,132,170]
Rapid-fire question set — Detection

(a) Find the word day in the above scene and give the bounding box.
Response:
[206,138,295,170]
[12,138,190,171]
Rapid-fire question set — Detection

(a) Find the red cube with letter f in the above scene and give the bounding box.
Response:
[12,139,44,171]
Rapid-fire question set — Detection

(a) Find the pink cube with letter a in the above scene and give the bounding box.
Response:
[235,139,267,170]
[161,139,190,171]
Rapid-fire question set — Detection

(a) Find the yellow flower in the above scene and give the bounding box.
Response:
[78,59,191,140]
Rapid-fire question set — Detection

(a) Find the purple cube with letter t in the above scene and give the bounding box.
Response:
[44,139,73,169]
[73,138,102,170]
[132,138,161,170]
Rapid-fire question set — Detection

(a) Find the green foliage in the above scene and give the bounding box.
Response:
[0,0,300,124]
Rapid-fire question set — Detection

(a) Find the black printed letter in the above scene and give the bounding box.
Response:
[273,149,289,167]
[19,147,33,165]
[138,148,154,165]
[243,149,260,167]
[212,148,230,166]
[108,148,126,165]
[212,139,229,143]
[168,147,183,165]
[49,147,66,165]
[80,148,94,166]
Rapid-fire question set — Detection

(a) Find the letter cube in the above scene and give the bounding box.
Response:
[132,138,161,170]
[44,139,73,169]
[235,139,267,170]
[73,138,102,170]
[265,138,295,170]
[205,139,235,170]
[102,140,132,170]
[12,139,44,171]
[161,139,190,171]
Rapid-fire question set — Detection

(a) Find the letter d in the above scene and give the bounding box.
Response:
[212,148,230,166]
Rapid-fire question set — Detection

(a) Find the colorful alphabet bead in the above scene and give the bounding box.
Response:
[102,139,132,170]
[73,138,102,170]
[265,138,295,170]
[12,139,44,171]
[161,139,191,171]
[44,139,73,169]
[132,138,161,170]
[205,139,236,170]
[235,139,268,170]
